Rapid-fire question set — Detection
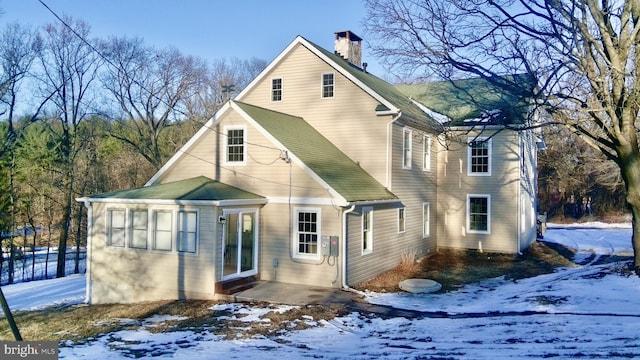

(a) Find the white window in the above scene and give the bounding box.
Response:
[271,78,282,101]
[322,73,334,98]
[423,202,431,238]
[106,209,126,247]
[467,195,491,234]
[468,137,492,175]
[153,211,173,251]
[224,125,246,165]
[294,208,320,259]
[177,211,198,253]
[362,207,373,254]
[398,207,405,233]
[403,128,412,169]
[423,135,432,171]
[130,210,148,249]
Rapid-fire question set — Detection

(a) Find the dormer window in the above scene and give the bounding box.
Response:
[322,73,334,98]
[271,78,282,101]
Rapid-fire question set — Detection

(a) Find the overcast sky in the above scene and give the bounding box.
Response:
[1,0,383,74]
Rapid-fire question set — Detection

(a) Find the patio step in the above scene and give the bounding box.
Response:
[215,276,259,295]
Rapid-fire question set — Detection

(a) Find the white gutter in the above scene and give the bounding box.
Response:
[75,197,268,207]
[386,112,403,188]
[80,199,93,304]
[341,204,356,290]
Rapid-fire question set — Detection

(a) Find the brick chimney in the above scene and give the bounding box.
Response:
[334,31,362,68]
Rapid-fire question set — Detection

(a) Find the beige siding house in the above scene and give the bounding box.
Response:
[79,31,542,304]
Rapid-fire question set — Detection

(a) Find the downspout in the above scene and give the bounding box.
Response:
[517,133,522,255]
[341,204,356,290]
[386,112,403,188]
[80,199,93,304]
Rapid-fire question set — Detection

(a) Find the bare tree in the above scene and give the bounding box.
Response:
[101,37,208,170]
[37,16,101,278]
[363,0,640,273]
[184,57,267,123]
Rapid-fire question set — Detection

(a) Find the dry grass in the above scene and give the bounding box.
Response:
[0,241,576,344]
[355,241,575,293]
[0,299,348,344]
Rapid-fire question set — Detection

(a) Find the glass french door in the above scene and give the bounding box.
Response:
[222,210,257,279]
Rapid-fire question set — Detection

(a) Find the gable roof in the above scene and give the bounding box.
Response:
[396,74,535,125]
[234,101,398,203]
[81,176,266,205]
[236,35,443,134]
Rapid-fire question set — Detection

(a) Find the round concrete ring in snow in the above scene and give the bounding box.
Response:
[399,279,442,294]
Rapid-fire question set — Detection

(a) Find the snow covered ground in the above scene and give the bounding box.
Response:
[2,222,640,359]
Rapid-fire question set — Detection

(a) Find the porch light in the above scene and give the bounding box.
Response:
[218,216,226,224]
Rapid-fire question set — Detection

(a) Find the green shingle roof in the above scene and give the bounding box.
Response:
[306,39,443,134]
[87,176,265,201]
[396,74,534,125]
[235,101,398,203]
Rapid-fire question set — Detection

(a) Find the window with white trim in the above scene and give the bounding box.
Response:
[153,211,173,251]
[225,125,246,165]
[468,137,492,175]
[398,207,405,233]
[423,135,432,171]
[294,208,320,259]
[322,73,334,98]
[403,128,412,169]
[177,211,198,253]
[106,209,126,247]
[423,202,431,237]
[130,210,148,249]
[362,207,373,254]
[467,195,491,234]
[105,208,199,254]
[271,78,282,101]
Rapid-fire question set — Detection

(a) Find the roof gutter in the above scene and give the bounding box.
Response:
[75,197,268,207]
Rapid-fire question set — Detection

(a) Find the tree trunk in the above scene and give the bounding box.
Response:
[74,205,83,274]
[618,143,640,274]
[56,171,74,278]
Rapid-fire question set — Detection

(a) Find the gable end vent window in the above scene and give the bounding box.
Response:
[272,78,282,101]
[322,73,334,98]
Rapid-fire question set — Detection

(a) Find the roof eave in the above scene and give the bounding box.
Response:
[76,197,268,207]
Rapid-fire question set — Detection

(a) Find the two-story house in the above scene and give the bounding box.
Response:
[78,31,540,304]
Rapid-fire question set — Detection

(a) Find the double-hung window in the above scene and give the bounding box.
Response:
[271,78,282,101]
[105,208,199,254]
[423,202,431,238]
[153,211,173,251]
[107,209,126,247]
[177,211,198,253]
[294,208,320,259]
[362,207,373,254]
[322,73,334,98]
[468,137,491,175]
[423,135,432,171]
[467,195,491,234]
[130,210,148,249]
[225,126,246,165]
[403,128,412,169]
